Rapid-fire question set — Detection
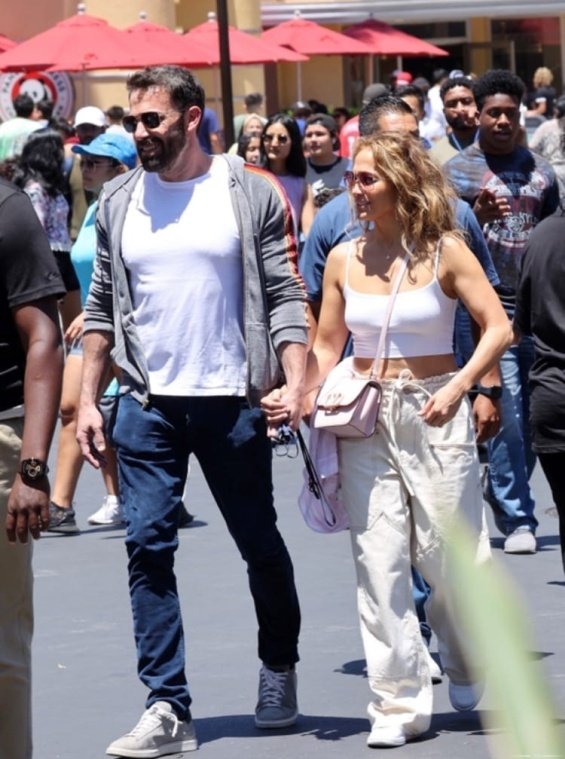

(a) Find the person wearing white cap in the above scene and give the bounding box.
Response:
[67,106,107,241]
[73,105,106,142]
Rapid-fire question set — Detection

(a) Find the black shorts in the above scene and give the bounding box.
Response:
[52,249,80,293]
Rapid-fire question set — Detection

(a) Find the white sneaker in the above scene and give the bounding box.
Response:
[504,526,536,554]
[87,495,125,526]
[367,724,407,748]
[106,701,197,757]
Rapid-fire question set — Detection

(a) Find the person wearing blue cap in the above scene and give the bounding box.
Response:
[46,133,136,533]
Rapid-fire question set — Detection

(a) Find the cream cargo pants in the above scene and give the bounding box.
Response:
[339,373,490,738]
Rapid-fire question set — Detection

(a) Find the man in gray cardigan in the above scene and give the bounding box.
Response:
[77,66,307,759]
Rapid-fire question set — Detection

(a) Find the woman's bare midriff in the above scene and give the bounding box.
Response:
[352,353,459,379]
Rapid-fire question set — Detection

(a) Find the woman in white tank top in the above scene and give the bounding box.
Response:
[265,133,512,748]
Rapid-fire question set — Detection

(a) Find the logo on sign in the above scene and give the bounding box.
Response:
[0,71,74,120]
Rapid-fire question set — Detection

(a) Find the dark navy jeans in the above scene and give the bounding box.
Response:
[112,393,301,720]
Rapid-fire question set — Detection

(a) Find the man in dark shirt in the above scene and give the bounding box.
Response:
[445,69,560,555]
[0,178,64,759]
[515,209,565,573]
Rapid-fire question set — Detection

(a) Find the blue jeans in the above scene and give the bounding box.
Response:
[112,393,301,720]
[412,569,431,646]
[485,339,538,535]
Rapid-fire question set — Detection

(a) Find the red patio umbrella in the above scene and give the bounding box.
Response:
[0,6,212,72]
[186,17,308,65]
[0,10,146,72]
[262,16,372,57]
[261,13,372,99]
[342,19,449,58]
[0,34,15,53]
[119,19,216,69]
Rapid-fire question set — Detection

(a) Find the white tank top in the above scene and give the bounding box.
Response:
[343,241,457,359]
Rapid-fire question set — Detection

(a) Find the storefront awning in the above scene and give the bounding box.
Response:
[261,0,565,27]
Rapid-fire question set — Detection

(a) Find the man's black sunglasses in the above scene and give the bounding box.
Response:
[122,111,168,133]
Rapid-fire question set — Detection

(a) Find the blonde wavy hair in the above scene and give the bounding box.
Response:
[533,67,553,88]
[352,133,458,264]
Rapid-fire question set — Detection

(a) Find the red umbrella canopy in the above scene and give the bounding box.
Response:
[186,17,308,64]
[0,11,149,72]
[0,34,16,53]
[342,19,448,57]
[262,16,372,56]
[122,20,216,68]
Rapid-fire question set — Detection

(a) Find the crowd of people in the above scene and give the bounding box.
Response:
[1,60,564,759]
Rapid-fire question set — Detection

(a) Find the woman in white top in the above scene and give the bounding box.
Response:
[264,132,512,748]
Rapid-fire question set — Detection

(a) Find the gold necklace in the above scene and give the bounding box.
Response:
[360,236,402,264]
[379,240,402,261]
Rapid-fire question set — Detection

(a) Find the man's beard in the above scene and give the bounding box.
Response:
[136,117,186,173]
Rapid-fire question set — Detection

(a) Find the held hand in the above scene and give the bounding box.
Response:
[76,404,108,468]
[419,383,464,427]
[472,394,501,443]
[473,188,511,226]
[260,385,303,437]
[281,386,304,432]
[5,478,50,543]
[64,311,85,345]
[261,386,288,438]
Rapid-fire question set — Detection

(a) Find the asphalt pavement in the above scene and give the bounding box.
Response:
[31,439,565,759]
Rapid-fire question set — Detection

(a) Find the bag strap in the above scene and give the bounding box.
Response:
[296,429,322,500]
[370,252,410,380]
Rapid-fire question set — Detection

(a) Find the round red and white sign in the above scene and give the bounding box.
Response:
[0,71,74,120]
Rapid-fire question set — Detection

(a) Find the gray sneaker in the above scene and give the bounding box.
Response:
[504,526,536,554]
[106,701,197,757]
[255,665,298,729]
[46,502,80,534]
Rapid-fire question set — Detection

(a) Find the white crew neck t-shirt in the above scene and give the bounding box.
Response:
[121,157,246,396]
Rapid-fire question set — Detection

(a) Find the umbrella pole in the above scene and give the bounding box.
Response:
[214,67,221,114]
[366,55,372,86]
[296,61,302,102]
[374,55,381,83]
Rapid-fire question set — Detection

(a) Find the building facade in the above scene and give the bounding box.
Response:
[0,0,563,120]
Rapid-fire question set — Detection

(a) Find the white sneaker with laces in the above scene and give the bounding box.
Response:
[105,701,197,757]
[87,495,125,526]
[255,665,298,728]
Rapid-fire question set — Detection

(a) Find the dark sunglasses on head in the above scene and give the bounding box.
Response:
[262,133,289,145]
[122,111,168,133]
[343,170,380,189]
